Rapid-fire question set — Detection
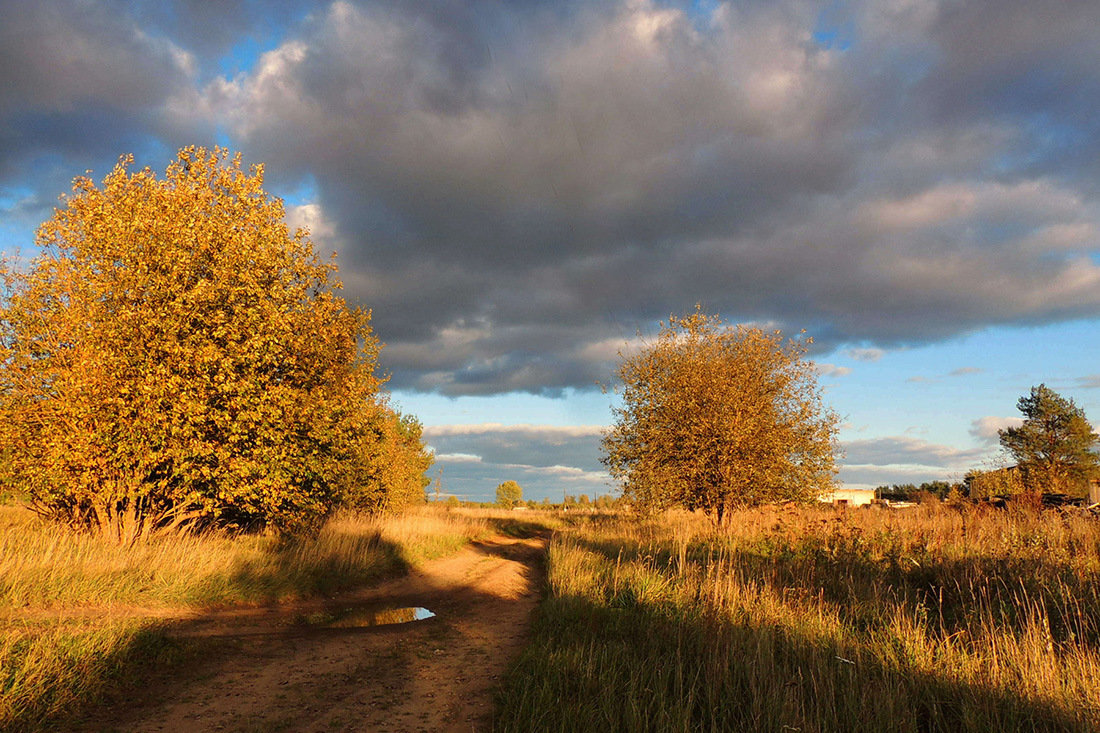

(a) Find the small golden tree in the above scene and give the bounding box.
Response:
[347,405,434,514]
[602,309,838,524]
[495,480,523,508]
[0,147,382,540]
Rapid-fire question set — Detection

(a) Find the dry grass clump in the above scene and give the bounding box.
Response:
[499,504,1100,732]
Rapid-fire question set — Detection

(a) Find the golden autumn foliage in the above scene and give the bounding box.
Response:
[602,309,838,523]
[348,405,434,514]
[0,146,413,540]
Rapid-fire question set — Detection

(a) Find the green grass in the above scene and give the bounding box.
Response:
[497,505,1100,732]
[0,503,492,731]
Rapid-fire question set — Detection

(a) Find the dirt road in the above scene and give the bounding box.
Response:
[75,533,547,733]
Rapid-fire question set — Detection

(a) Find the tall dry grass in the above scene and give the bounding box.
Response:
[0,504,490,611]
[0,502,491,731]
[498,504,1100,731]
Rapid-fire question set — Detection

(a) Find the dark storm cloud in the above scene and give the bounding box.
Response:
[0,0,216,230]
[4,0,1100,396]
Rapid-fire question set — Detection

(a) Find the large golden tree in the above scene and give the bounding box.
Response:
[0,147,384,540]
[602,309,838,523]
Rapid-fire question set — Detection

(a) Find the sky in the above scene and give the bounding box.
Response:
[1,0,1098,502]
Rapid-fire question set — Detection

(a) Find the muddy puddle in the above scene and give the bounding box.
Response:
[300,606,436,629]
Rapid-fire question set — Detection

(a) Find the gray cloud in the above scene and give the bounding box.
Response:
[424,423,1002,499]
[213,0,1100,394]
[838,434,992,487]
[847,348,885,362]
[424,423,605,474]
[0,0,215,232]
[842,436,987,471]
[3,0,1100,397]
[426,427,997,499]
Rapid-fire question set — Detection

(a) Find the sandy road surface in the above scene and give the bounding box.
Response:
[73,533,547,733]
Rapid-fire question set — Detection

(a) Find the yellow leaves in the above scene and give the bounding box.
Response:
[0,146,408,538]
[603,308,838,523]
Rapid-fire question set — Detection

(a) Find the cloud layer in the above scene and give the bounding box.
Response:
[423,424,1000,499]
[3,0,1100,396]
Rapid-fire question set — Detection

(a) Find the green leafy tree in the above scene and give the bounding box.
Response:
[919,481,953,499]
[0,147,383,540]
[602,308,838,524]
[998,384,1099,496]
[495,480,523,508]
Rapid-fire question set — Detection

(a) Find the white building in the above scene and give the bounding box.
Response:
[819,487,876,507]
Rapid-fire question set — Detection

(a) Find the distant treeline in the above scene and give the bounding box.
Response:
[440,493,624,511]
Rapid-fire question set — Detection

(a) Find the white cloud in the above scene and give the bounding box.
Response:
[970,416,1024,443]
[286,202,338,251]
[434,452,483,463]
[816,363,852,378]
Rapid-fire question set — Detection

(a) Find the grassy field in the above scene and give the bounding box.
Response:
[0,503,492,731]
[8,500,1100,731]
[497,503,1100,732]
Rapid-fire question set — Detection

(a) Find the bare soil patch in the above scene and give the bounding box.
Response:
[68,532,547,732]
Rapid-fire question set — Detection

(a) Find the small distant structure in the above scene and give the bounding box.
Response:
[1090,478,1100,506]
[819,487,876,507]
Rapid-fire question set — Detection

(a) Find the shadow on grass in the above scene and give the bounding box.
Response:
[494,533,1098,732]
[498,592,1092,733]
[6,530,417,732]
[224,529,410,602]
[0,622,197,733]
[568,531,1100,650]
[484,516,556,540]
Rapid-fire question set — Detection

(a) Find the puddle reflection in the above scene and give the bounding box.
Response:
[327,606,436,628]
